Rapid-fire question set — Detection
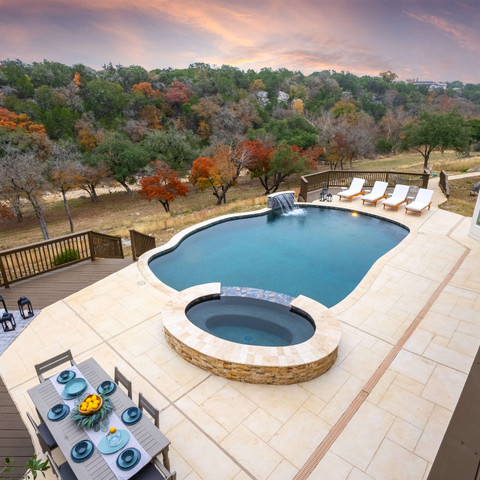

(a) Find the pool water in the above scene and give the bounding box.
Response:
[149,207,409,307]
[186,296,315,347]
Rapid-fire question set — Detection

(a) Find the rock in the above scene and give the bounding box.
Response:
[467,166,480,172]
[256,90,269,108]
[277,91,289,104]
[470,181,480,196]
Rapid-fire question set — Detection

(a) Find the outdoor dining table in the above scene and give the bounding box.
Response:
[27,358,171,480]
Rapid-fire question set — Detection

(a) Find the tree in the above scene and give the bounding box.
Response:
[401,111,471,169]
[48,140,84,232]
[189,143,251,204]
[138,161,188,212]
[269,144,311,191]
[94,133,148,193]
[379,71,398,83]
[165,81,192,106]
[142,130,200,174]
[0,111,51,238]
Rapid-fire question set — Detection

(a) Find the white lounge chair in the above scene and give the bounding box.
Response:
[361,181,388,206]
[405,188,434,215]
[338,178,366,202]
[382,184,410,211]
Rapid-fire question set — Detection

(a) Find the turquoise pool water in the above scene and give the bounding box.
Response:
[149,207,409,307]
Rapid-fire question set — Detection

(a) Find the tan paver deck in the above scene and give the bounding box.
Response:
[1,184,479,480]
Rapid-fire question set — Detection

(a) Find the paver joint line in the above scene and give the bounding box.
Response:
[294,224,471,479]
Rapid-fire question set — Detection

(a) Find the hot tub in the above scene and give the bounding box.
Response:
[186,295,315,347]
[162,283,341,385]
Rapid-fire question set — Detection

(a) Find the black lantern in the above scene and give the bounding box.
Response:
[1,312,16,332]
[0,295,7,314]
[327,193,333,202]
[17,296,33,319]
[319,187,327,202]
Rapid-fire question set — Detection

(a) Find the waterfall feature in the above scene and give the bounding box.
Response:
[267,191,302,215]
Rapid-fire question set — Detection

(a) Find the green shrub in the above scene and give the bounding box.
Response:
[52,248,80,266]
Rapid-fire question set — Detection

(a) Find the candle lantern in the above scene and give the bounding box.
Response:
[17,296,34,319]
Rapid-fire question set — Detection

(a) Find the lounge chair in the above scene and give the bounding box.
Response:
[405,188,434,215]
[382,184,410,211]
[338,178,366,202]
[361,181,388,206]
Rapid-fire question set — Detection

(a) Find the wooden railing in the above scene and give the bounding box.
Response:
[129,229,156,261]
[0,230,123,288]
[299,170,430,201]
[439,170,450,198]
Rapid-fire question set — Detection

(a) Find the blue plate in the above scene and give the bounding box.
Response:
[57,370,76,384]
[96,380,117,396]
[121,406,142,426]
[47,403,70,421]
[64,378,88,396]
[116,448,140,470]
[98,429,130,454]
[71,440,94,463]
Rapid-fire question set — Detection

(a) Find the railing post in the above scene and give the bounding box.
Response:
[87,231,96,261]
[130,229,137,261]
[0,254,10,288]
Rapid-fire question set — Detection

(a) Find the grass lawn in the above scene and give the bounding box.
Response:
[1,151,479,254]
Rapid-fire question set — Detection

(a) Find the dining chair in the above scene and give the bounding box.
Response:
[34,350,76,383]
[131,457,176,480]
[114,366,133,399]
[138,392,159,428]
[45,451,76,480]
[26,412,58,453]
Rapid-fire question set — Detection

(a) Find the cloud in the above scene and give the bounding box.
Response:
[404,10,480,51]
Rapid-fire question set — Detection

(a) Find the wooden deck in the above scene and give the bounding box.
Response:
[0,258,133,310]
[0,375,34,478]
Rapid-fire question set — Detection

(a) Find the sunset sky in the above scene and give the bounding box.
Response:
[1,0,479,82]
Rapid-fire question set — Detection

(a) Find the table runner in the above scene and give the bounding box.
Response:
[49,366,150,480]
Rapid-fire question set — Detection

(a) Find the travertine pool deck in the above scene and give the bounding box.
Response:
[1,186,479,480]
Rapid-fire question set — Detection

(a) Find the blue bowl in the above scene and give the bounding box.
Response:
[57,370,76,384]
[116,448,140,470]
[97,380,117,396]
[121,406,142,425]
[71,440,94,463]
[47,404,70,421]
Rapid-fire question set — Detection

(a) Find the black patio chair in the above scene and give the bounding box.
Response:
[114,366,133,399]
[131,458,176,480]
[26,412,57,454]
[45,451,76,480]
[34,350,76,382]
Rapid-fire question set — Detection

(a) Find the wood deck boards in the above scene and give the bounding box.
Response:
[0,375,34,478]
[0,258,133,310]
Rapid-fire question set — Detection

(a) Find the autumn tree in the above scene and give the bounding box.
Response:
[189,143,252,204]
[138,161,188,212]
[401,111,471,169]
[165,81,192,106]
[379,71,398,83]
[243,139,275,194]
[130,82,162,99]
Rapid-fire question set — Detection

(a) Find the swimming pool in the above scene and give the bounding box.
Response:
[186,295,315,347]
[149,206,409,307]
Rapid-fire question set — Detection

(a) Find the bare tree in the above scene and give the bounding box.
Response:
[0,145,50,239]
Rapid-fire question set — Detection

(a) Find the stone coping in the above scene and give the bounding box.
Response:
[161,283,342,384]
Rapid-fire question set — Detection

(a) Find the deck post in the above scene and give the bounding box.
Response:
[87,230,96,262]
[0,254,10,288]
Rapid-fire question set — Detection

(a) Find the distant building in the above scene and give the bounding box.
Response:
[406,78,447,90]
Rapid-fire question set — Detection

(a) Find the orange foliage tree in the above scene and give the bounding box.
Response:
[189,144,251,205]
[131,82,162,99]
[0,107,47,135]
[139,161,188,212]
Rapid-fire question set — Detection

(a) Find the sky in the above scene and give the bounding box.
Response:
[1,0,479,83]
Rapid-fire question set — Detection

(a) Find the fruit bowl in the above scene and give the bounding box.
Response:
[78,394,103,415]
